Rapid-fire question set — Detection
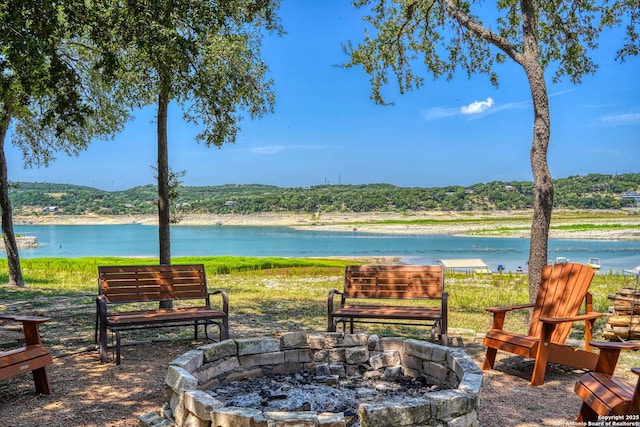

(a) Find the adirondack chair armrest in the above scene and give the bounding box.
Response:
[0,314,51,346]
[539,312,602,324]
[485,303,536,331]
[584,341,640,375]
[632,368,640,376]
[0,314,50,323]
[485,303,535,313]
[588,341,640,351]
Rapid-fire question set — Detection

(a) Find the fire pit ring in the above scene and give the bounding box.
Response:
[140,332,482,427]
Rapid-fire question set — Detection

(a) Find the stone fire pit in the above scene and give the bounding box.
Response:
[139,332,482,427]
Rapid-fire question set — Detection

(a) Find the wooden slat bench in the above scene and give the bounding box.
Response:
[327,265,448,345]
[0,314,53,394]
[575,341,640,421]
[96,264,229,364]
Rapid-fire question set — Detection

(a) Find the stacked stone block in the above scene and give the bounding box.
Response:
[139,332,482,427]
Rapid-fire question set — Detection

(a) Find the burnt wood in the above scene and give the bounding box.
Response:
[96,264,229,364]
[574,341,640,421]
[482,262,601,386]
[327,265,447,345]
[0,314,53,394]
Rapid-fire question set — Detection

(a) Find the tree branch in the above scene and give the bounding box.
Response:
[443,0,524,65]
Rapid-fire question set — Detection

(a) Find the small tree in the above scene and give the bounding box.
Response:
[97,0,282,307]
[0,1,129,286]
[345,0,639,300]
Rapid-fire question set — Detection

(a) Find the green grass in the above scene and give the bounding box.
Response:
[1,256,635,340]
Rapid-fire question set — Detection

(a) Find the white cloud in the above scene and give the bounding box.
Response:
[423,107,459,120]
[461,97,495,115]
[250,145,284,155]
[599,113,640,125]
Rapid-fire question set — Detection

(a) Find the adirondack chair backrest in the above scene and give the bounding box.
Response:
[528,262,596,344]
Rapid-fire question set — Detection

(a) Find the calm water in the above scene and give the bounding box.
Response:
[9,224,640,273]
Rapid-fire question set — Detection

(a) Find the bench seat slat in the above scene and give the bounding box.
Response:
[107,307,226,327]
[333,305,441,320]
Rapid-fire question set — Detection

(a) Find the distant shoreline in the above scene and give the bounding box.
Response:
[13,210,640,240]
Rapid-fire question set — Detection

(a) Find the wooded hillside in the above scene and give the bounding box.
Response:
[9,173,640,216]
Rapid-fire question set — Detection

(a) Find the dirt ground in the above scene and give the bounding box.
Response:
[0,296,600,427]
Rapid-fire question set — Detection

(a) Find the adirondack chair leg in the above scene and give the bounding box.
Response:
[531,324,555,386]
[576,402,598,422]
[482,348,498,370]
[32,367,51,395]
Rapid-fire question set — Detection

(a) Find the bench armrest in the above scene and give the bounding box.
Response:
[327,289,343,311]
[207,289,229,315]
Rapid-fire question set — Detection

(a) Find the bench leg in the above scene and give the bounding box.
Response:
[439,333,448,346]
[327,313,336,332]
[115,330,122,366]
[221,318,229,341]
[32,367,51,395]
[99,323,109,363]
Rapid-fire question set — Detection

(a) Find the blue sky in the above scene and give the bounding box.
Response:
[6,2,640,191]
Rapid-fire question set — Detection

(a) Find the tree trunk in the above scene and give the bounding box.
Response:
[522,0,553,302]
[157,88,172,309]
[0,111,25,287]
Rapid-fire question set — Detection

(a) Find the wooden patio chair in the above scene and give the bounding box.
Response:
[574,341,640,421]
[0,314,53,394]
[482,262,601,385]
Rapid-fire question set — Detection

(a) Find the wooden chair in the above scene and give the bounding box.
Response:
[574,341,640,421]
[482,262,601,385]
[0,314,53,394]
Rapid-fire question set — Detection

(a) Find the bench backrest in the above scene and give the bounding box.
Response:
[343,265,444,300]
[98,264,208,304]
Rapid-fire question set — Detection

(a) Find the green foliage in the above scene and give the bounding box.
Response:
[95,0,283,148]
[0,1,130,167]
[8,173,640,215]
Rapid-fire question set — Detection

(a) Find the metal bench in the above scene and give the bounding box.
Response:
[96,264,229,364]
[327,265,447,345]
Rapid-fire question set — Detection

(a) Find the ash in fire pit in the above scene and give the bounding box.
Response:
[145,332,482,427]
[209,368,439,425]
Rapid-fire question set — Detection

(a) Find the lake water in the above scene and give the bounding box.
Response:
[9,224,640,273]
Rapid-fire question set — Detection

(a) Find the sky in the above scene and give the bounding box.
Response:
[6,2,640,191]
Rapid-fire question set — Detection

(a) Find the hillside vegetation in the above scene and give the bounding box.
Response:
[9,172,640,216]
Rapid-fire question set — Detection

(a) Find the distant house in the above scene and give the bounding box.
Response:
[123,204,134,209]
[621,191,640,207]
[42,206,59,212]
[504,185,517,192]
[224,201,237,206]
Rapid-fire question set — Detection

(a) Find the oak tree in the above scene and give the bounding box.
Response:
[345,0,639,300]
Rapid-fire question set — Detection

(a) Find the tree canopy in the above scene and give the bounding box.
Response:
[0,1,129,285]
